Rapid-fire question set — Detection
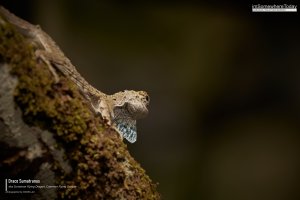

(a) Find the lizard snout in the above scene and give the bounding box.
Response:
[127,103,148,119]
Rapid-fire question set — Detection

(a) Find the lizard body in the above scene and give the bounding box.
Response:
[0,6,149,143]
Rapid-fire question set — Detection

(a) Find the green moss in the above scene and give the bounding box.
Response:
[0,15,91,143]
[0,13,159,200]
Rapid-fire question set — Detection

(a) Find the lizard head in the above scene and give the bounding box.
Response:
[126,90,149,119]
[109,90,150,143]
[111,90,150,120]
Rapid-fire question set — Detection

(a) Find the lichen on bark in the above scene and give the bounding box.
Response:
[0,10,160,200]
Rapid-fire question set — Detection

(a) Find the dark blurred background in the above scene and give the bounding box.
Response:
[1,1,300,199]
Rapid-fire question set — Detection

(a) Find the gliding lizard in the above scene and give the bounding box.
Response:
[0,6,150,143]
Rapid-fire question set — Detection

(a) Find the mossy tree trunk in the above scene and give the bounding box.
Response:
[0,9,159,200]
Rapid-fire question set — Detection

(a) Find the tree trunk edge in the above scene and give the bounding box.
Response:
[0,9,160,200]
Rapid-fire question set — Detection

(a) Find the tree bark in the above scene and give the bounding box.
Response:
[0,9,159,200]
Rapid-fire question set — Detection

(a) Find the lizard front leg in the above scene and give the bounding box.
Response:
[84,93,113,125]
[35,49,60,83]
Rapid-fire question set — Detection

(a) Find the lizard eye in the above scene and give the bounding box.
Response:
[145,94,150,103]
